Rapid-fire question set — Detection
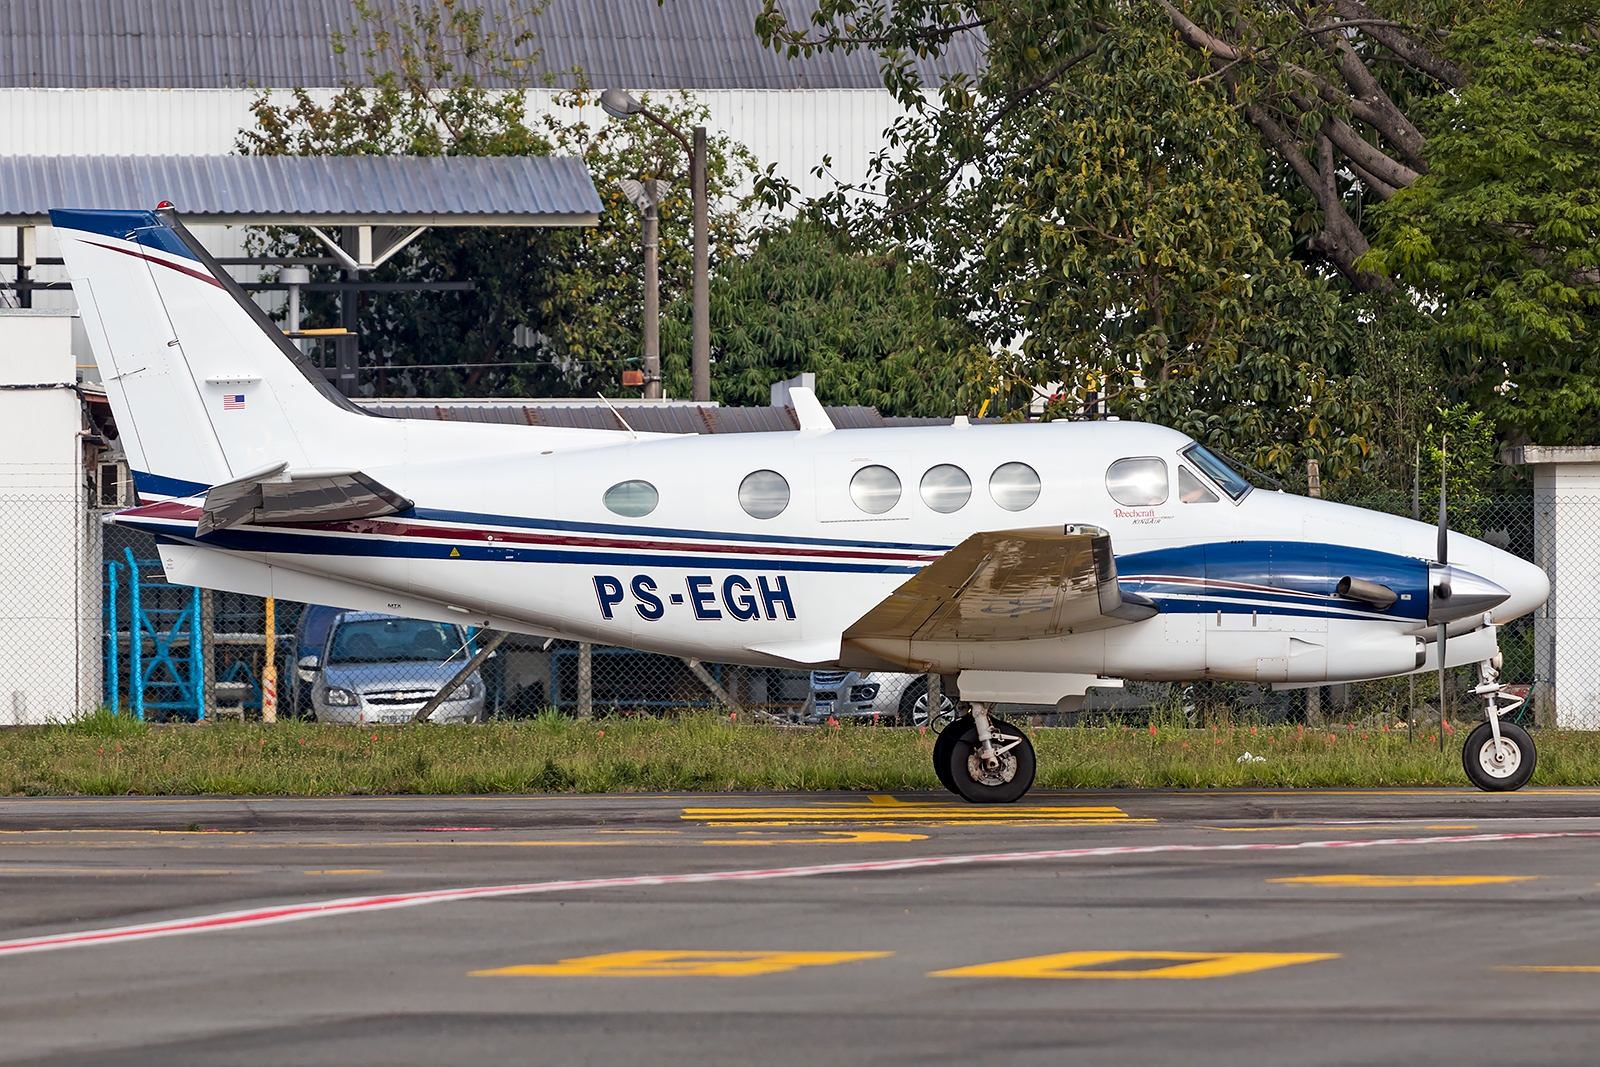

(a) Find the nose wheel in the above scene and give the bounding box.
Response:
[934,704,1035,803]
[1463,720,1535,791]
[1463,658,1536,792]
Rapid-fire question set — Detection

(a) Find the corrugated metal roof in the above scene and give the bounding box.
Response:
[354,399,911,433]
[0,0,982,90]
[0,154,602,225]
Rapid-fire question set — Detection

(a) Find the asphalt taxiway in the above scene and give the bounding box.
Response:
[4,789,1600,1066]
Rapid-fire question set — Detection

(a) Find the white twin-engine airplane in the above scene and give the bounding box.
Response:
[56,206,1551,801]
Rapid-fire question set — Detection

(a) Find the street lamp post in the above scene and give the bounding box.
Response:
[617,178,667,399]
[601,88,711,403]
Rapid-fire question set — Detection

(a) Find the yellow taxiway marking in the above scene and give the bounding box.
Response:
[703,831,929,845]
[473,950,893,978]
[1500,966,1600,974]
[682,801,1150,827]
[304,869,385,875]
[1270,875,1538,887]
[0,866,242,875]
[931,951,1339,980]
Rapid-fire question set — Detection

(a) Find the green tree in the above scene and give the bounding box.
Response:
[1362,5,1600,446]
[702,219,981,414]
[768,7,1371,482]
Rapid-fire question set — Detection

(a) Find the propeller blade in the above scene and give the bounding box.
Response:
[1437,622,1448,753]
[1436,436,1448,566]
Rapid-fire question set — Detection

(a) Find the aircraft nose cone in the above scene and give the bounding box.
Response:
[1487,551,1551,625]
[1428,565,1510,624]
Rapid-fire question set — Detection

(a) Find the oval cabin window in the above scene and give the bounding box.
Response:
[989,462,1041,511]
[739,470,790,519]
[603,479,659,517]
[1106,458,1168,506]
[919,464,971,513]
[850,465,902,515]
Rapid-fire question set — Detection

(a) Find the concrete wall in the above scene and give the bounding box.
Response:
[1503,447,1600,729]
[0,309,100,722]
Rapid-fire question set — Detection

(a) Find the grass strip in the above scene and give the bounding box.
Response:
[5,713,1600,796]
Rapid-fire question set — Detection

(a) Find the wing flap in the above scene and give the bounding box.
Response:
[197,463,412,536]
[844,525,1156,646]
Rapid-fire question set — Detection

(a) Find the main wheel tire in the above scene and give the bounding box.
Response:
[1462,720,1536,791]
[946,719,1036,804]
[932,713,970,796]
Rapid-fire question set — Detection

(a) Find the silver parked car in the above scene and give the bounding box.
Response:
[312,613,486,725]
[802,669,957,727]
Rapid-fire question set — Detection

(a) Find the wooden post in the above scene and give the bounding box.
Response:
[200,589,216,721]
[577,641,593,718]
[925,673,941,725]
[262,596,277,724]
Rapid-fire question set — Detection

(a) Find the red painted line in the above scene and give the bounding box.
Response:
[1,830,1591,959]
[85,239,226,291]
[113,504,940,564]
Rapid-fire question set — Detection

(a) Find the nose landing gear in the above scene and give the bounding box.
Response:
[933,702,1036,803]
[1462,658,1536,791]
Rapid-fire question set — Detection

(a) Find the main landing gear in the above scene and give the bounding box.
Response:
[1462,657,1536,791]
[932,703,1036,803]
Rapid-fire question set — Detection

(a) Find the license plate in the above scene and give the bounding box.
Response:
[814,701,833,714]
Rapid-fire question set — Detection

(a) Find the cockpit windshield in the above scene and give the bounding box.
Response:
[1181,444,1252,501]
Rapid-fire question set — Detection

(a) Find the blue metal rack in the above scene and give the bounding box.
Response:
[103,550,204,721]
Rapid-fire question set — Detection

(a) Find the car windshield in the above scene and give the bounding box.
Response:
[326,619,463,665]
[1181,444,1252,501]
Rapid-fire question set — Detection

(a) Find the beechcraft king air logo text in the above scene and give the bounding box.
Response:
[595,574,796,621]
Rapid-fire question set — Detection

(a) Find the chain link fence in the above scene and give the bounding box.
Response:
[0,493,1594,728]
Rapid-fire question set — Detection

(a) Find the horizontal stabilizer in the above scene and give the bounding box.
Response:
[844,525,1156,646]
[198,462,412,537]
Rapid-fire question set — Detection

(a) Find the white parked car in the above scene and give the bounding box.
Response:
[802,670,957,727]
[312,613,486,725]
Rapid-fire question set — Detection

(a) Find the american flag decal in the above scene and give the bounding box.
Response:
[222,394,245,410]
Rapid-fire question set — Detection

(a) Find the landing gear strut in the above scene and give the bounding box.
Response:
[1462,657,1536,791]
[935,703,1036,803]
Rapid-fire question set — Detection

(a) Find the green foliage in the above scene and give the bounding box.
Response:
[1363,4,1600,445]
[757,0,1600,486]
[704,219,981,414]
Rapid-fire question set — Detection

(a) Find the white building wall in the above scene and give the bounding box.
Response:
[0,309,100,722]
[1,86,906,312]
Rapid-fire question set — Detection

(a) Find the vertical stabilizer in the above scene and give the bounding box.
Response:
[52,208,367,500]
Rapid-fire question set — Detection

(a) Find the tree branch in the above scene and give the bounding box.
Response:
[1330,0,1466,87]
[1321,115,1420,190]
[1244,103,1383,291]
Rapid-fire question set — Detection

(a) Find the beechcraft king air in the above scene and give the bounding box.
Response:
[55,206,1552,800]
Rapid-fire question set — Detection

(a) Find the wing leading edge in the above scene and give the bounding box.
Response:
[197,461,413,537]
[843,525,1156,649]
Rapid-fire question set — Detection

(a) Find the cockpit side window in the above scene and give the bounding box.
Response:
[1105,457,1168,506]
[1179,466,1219,503]
[1181,444,1251,501]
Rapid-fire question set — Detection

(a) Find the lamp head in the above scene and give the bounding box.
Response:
[600,87,643,119]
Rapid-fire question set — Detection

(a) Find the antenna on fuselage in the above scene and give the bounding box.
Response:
[596,393,638,440]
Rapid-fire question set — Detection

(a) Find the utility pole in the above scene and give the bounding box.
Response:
[691,125,710,402]
[602,89,711,402]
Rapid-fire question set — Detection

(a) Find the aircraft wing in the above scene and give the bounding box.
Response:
[843,525,1156,646]
[197,461,413,537]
